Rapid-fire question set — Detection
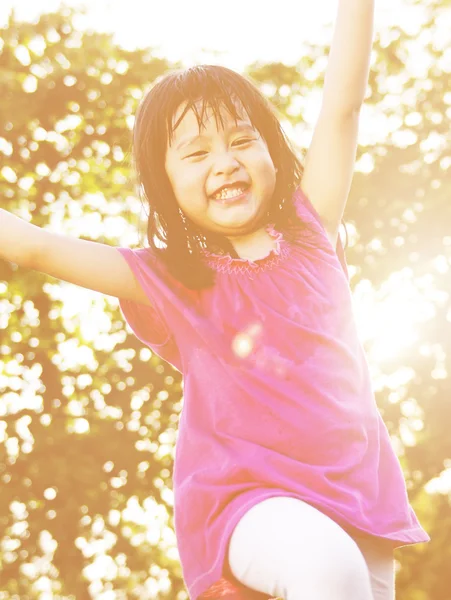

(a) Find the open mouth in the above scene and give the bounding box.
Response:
[211,184,250,204]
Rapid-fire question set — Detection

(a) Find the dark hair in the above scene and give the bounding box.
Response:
[133,64,307,290]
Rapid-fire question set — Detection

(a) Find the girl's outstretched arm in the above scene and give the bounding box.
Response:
[0,208,152,306]
[301,0,375,247]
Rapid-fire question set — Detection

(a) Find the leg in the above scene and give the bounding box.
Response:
[353,535,395,600]
[228,496,373,600]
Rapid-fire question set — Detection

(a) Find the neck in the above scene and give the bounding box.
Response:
[227,227,276,261]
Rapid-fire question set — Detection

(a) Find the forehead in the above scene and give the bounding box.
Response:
[169,98,253,140]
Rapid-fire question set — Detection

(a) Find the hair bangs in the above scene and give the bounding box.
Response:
[166,67,259,145]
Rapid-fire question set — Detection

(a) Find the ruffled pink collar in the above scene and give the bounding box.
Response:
[200,224,291,275]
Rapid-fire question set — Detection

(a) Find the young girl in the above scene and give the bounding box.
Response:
[1,1,429,599]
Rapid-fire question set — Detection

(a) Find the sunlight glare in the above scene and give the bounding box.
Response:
[354,270,436,363]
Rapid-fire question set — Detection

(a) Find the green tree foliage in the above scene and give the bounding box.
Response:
[0,8,186,599]
[1,4,450,598]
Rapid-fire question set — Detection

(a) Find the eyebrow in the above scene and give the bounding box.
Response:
[175,123,255,151]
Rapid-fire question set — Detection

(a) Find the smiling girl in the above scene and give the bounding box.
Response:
[0,0,429,598]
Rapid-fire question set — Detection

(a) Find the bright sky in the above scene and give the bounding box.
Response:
[1,0,427,70]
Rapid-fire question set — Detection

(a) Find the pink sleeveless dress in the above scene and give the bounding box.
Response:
[117,188,429,599]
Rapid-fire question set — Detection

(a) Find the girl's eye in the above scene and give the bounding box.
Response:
[187,150,208,158]
[185,138,254,159]
[233,137,253,146]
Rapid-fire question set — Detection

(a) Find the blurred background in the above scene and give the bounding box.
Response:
[0,0,450,598]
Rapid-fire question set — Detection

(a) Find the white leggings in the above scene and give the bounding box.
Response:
[228,497,395,600]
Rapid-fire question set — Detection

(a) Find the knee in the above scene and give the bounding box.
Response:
[319,537,373,600]
[281,536,372,600]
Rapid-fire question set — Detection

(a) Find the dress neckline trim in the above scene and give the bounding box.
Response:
[200,224,291,275]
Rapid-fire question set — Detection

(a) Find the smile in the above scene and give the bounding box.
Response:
[212,187,250,205]
[213,186,247,201]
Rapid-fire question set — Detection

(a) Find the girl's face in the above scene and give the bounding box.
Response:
[165,101,277,240]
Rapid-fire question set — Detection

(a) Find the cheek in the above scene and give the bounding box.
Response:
[257,156,277,188]
[179,165,206,190]
[252,148,275,176]
[175,170,209,216]
[170,168,205,208]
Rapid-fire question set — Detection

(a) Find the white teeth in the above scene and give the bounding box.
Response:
[214,186,246,200]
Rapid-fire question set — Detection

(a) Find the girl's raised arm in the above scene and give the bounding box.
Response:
[301,0,375,247]
[0,208,152,306]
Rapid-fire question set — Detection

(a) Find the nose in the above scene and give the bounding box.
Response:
[212,150,240,176]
